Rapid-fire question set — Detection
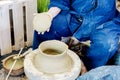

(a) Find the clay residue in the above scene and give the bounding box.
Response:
[5,57,24,70]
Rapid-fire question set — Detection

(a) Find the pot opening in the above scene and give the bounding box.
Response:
[43,48,63,55]
[39,40,68,56]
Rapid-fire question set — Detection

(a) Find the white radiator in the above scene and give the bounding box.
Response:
[0,0,37,55]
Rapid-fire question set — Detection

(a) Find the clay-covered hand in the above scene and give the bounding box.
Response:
[33,12,53,34]
[33,7,61,34]
[71,37,80,44]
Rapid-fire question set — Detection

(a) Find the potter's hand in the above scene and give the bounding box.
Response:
[33,7,61,34]
[76,61,87,80]
[71,37,80,44]
[67,37,80,48]
[80,60,87,75]
[33,12,53,34]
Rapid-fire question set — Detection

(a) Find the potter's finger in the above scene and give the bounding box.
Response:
[80,67,87,75]
[38,32,40,34]
[80,60,87,75]
[47,29,50,32]
[41,32,45,34]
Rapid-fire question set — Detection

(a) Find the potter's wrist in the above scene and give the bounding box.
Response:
[44,12,53,21]
[48,7,61,18]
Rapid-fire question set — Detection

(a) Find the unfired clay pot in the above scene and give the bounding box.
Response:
[35,40,72,74]
[24,40,81,80]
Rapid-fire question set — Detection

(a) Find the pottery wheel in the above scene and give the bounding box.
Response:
[24,49,81,80]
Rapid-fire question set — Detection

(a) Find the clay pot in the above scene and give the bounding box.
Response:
[34,40,72,74]
[2,54,24,76]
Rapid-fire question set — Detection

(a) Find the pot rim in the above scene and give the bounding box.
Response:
[38,40,69,57]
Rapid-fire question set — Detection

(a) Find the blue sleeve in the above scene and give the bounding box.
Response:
[49,0,70,10]
[73,0,117,41]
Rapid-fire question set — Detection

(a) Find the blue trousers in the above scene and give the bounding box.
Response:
[33,12,120,70]
[76,66,120,80]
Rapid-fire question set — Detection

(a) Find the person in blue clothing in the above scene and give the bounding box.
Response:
[33,0,120,71]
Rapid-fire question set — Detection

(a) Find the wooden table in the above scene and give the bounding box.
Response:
[0,69,28,80]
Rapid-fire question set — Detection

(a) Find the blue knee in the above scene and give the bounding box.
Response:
[85,36,119,69]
